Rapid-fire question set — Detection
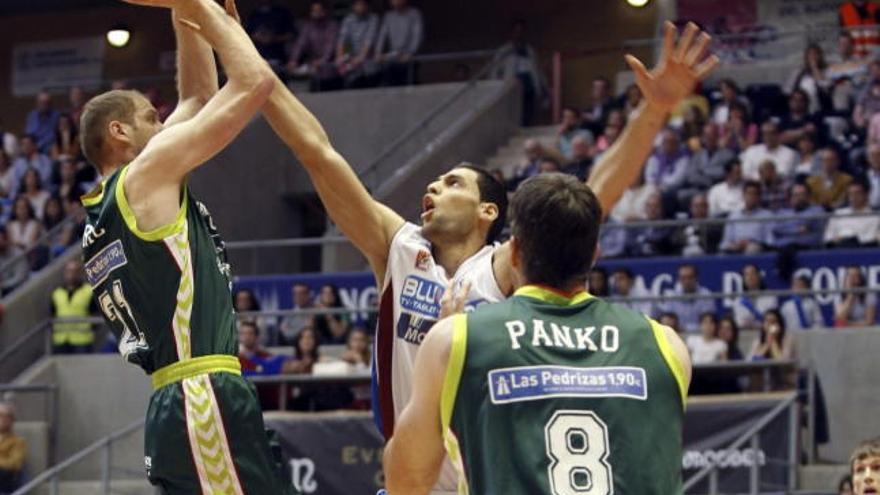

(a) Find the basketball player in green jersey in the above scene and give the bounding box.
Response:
[79,0,292,493]
[384,173,691,494]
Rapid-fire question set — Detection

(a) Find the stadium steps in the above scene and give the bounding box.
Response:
[16,421,49,481]
[798,463,848,491]
[485,125,559,177]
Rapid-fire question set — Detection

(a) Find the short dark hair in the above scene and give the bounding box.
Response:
[239,320,260,336]
[679,263,698,275]
[80,90,142,169]
[458,164,508,244]
[510,173,602,289]
[613,267,633,279]
[724,159,741,174]
[743,180,762,194]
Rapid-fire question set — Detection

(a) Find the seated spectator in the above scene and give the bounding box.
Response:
[492,20,544,126]
[785,43,829,115]
[287,1,340,92]
[58,198,86,249]
[50,114,79,162]
[342,327,372,409]
[66,86,86,131]
[25,91,60,154]
[628,192,677,256]
[375,0,424,87]
[8,197,42,254]
[867,144,880,209]
[779,88,825,146]
[582,77,617,135]
[0,119,17,158]
[237,321,284,375]
[708,159,745,217]
[20,169,50,220]
[740,121,798,180]
[234,288,276,345]
[719,102,758,152]
[770,183,826,249]
[644,129,689,195]
[597,218,627,258]
[56,157,85,205]
[314,284,351,344]
[42,196,67,256]
[794,134,820,178]
[659,312,682,334]
[509,139,560,188]
[827,32,869,113]
[757,160,789,211]
[587,267,609,297]
[610,267,652,315]
[246,0,296,72]
[538,158,561,174]
[594,122,622,157]
[824,182,879,247]
[11,135,53,191]
[712,79,750,126]
[680,123,734,204]
[51,260,95,354]
[0,228,28,295]
[808,148,854,208]
[335,0,380,89]
[0,402,26,493]
[748,309,794,361]
[849,437,880,494]
[621,83,642,119]
[839,475,853,495]
[283,326,322,374]
[720,181,771,254]
[718,315,743,360]
[732,264,779,331]
[0,151,14,199]
[679,103,707,143]
[675,193,723,256]
[279,283,314,344]
[556,107,594,161]
[561,135,593,181]
[670,84,710,134]
[781,275,826,331]
[854,78,880,130]
[658,264,717,333]
[835,266,878,327]
[687,312,727,364]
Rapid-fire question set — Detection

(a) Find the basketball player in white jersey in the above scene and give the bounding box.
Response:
[226,2,716,490]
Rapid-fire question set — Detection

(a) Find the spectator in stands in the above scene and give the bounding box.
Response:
[0,151,14,199]
[780,89,824,146]
[733,264,779,331]
[336,0,380,89]
[51,260,95,354]
[867,144,880,209]
[824,182,879,247]
[758,160,789,211]
[827,32,869,112]
[238,320,283,376]
[587,267,609,297]
[644,129,689,197]
[20,169,50,220]
[850,437,880,495]
[283,326,321,374]
[621,83,642,119]
[279,283,314,344]
[0,228,28,296]
[561,135,593,181]
[25,91,60,154]
[287,1,340,92]
[795,134,820,178]
[781,275,826,331]
[538,158,561,174]
[233,288,276,346]
[770,183,826,249]
[375,0,424,87]
[679,104,707,143]
[583,77,616,135]
[712,79,749,126]
[835,266,878,327]
[838,1,880,58]
[809,148,854,208]
[608,173,656,224]
[854,78,880,131]
[718,315,743,361]
[8,197,42,254]
[50,114,79,162]
[681,123,734,204]
[0,402,25,493]
[0,118,18,158]
[720,102,758,152]
[686,312,727,364]
[245,0,296,72]
[659,264,716,333]
[659,312,682,334]
[56,157,85,205]
[42,196,67,257]
[314,284,350,344]
[12,135,53,192]
[610,267,652,315]
[748,309,794,361]
[741,121,797,180]
[720,181,771,253]
[66,86,86,130]
[670,83,710,133]
[58,198,85,249]
[839,474,853,495]
[628,192,677,256]
[341,326,371,370]
[556,107,593,161]
[675,193,723,256]
[510,139,557,188]
[492,20,544,126]
[786,43,829,115]
[594,122,622,157]
[708,159,745,217]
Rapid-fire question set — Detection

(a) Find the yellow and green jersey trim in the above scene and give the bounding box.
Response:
[116,165,188,242]
[441,314,470,495]
[151,354,241,390]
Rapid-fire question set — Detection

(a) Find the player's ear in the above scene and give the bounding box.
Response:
[107,120,131,144]
[480,202,499,223]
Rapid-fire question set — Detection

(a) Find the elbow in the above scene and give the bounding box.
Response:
[251,66,276,100]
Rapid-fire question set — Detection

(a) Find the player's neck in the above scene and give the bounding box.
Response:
[432,233,485,278]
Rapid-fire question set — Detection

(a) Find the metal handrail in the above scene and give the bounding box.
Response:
[682,392,800,493]
[0,383,59,467]
[11,419,145,495]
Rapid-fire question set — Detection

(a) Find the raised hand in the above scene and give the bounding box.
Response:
[439,280,472,319]
[625,21,720,115]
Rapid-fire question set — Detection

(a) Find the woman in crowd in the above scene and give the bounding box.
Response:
[0,151,15,199]
[55,157,85,204]
[588,267,609,297]
[20,169,50,220]
[8,196,42,252]
[50,114,79,161]
[835,266,877,327]
[233,288,277,345]
[748,309,794,361]
[342,327,372,410]
[718,315,743,361]
[42,195,67,257]
[284,326,322,375]
[314,284,350,344]
[786,43,829,114]
[720,102,758,152]
[686,312,727,365]
[733,264,779,331]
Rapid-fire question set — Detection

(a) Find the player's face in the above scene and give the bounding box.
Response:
[854,455,880,494]
[421,168,483,243]
[129,97,164,156]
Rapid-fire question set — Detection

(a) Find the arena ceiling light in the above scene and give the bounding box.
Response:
[626,0,651,7]
[107,25,131,48]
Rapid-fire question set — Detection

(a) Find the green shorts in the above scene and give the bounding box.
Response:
[144,363,296,494]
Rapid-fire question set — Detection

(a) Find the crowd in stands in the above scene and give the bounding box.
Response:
[0,402,25,494]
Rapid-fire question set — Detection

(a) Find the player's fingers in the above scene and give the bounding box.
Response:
[694,54,721,80]
[684,32,711,67]
[177,17,202,31]
[625,55,651,89]
[455,281,473,307]
[661,21,675,62]
[675,22,699,61]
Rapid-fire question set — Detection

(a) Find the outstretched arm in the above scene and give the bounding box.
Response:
[163,7,219,127]
[587,21,719,214]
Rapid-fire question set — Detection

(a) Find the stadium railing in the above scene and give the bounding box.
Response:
[0,384,58,465]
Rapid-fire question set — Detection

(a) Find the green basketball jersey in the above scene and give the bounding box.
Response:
[81,165,237,374]
[442,285,687,495]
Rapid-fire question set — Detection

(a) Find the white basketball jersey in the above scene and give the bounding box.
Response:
[372,222,505,493]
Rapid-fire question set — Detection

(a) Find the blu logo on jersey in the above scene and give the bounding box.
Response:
[400,276,443,318]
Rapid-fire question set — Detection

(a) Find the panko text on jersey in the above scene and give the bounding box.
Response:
[506,319,620,352]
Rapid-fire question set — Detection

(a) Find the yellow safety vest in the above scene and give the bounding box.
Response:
[52,284,94,346]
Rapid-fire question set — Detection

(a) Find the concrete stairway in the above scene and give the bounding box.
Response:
[484,125,559,179]
[798,463,848,492]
